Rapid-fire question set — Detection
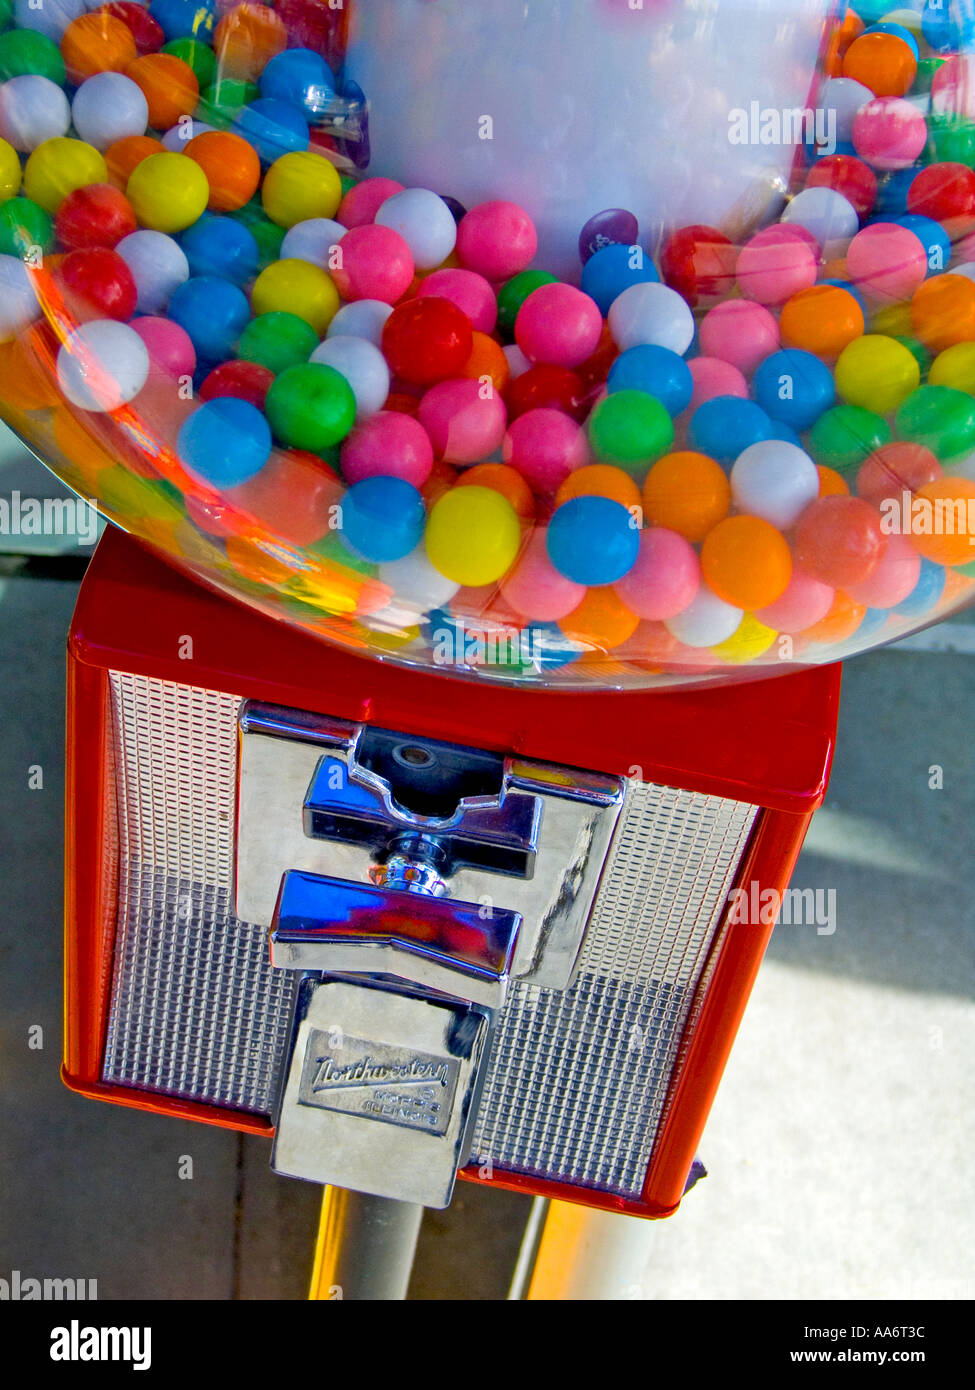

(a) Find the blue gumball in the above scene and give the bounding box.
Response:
[922,0,975,53]
[875,167,918,217]
[753,348,835,432]
[177,397,270,488]
[858,608,892,640]
[546,495,640,586]
[607,344,693,416]
[894,214,951,277]
[894,558,947,618]
[259,48,335,118]
[168,275,251,363]
[581,242,658,315]
[179,215,259,285]
[340,477,426,563]
[149,0,215,41]
[237,98,310,164]
[862,22,920,59]
[688,397,774,465]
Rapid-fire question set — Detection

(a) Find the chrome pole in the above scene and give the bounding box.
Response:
[309,1186,424,1301]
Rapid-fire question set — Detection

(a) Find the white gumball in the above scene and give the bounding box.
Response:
[731,439,820,530]
[13,0,85,40]
[379,545,461,612]
[57,320,150,412]
[665,585,743,648]
[310,335,391,419]
[782,186,859,256]
[72,73,149,151]
[0,76,71,152]
[818,76,873,145]
[162,120,215,151]
[116,230,190,314]
[608,281,695,354]
[327,298,393,345]
[281,217,346,266]
[375,188,458,270]
[0,254,39,341]
[504,344,532,378]
[949,261,975,281]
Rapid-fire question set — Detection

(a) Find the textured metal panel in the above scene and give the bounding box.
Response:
[100,674,757,1195]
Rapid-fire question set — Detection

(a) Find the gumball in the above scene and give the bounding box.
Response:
[852,96,927,169]
[613,527,699,621]
[551,466,640,524]
[251,258,339,335]
[842,30,916,95]
[559,588,640,652]
[605,344,692,416]
[688,397,773,466]
[0,75,69,153]
[497,269,558,336]
[500,530,585,621]
[179,214,257,285]
[238,311,317,374]
[0,139,18,206]
[857,441,941,508]
[310,335,390,419]
[579,208,639,265]
[515,283,603,369]
[753,348,835,431]
[229,448,340,547]
[182,130,260,214]
[687,357,747,410]
[929,341,975,394]
[13,0,85,43]
[259,46,334,117]
[641,451,729,543]
[456,201,537,282]
[698,299,780,374]
[731,439,820,529]
[503,345,532,381]
[459,333,510,394]
[735,227,818,306]
[100,2,165,56]
[779,284,863,361]
[265,361,356,452]
[417,269,497,335]
[236,98,309,165]
[701,515,792,611]
[756,571,835,633]
[177,396,270,487]
[418,378,507,464]
[328,298,392,347]
[608,281,694,354]
[907,162,975,239]
[127,152,208,234]
[70,72,148,155]
[456,464,534,520]
[0,196,52,258]
[161,118,215,151]
[198,359,273,408]
[845,531,921,607]
[382,297,473,387]
[372,188,457,272]
[280,216,344,267]
[23,137,107,215]
[337,177,404,229]
[580,242,658,316]
[54,183,135,251]
[588,390,673,474]
[503,408,589,493]
[806,152,877,216]
[505,363,586,422]
[910,273,975,352]
[665,584,743,648]
[331,224,414,304]
[56,318,149,409]
[895,556,947,616]
[116,228,188,312]
[0,29,66,85]
[809,403,892,472]
[930,53,975,118]
[340,411,433,487]
[659,224,735,308]
[794,495,885,587]
[378,543,460,614]
[213,3,286,82]
[125,53,198,131]
[896,384,975,460]
[105,134,164,189]
[131,314,195,378]
[782,187,859,254]
[906,478,975,566]
[546,495,639,586]
[57,247,137,320]
[61,13,136,86]
[834,333,920,412]
[0,253,39,340]
[425,485,519,586]
[168,274,250,362]
[260,150,341,230]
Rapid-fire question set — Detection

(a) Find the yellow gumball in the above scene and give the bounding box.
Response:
[261,151,342,229]
[425,486,522,586]
[251,257,340,335]
[127,153,210,234]
[834,334,920,414]
[929,341,975,395]
[711,613,778,664]
[0,138,21,203]
[23,138,107,215]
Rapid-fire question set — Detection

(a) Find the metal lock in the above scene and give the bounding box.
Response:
[235,703,625,1207]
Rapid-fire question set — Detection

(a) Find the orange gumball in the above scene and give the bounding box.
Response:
[421,459,458,507]
[910,274,975,353]
[912,478,975,565]
[459,332,511,394]
[642,450,730,543]
[701,514,792,611]
[61,14,136,85]
[105,135,166,189]
[780,284,864,359]
[214,4,287,81]
[824,8,865,77]
[555,463,641,512]
[818,465,850,497]
[126,54,199,132]
[457,464,535,518]
[802,591,866,643]
[842,32,916,98]
[185,130,261,212]
[559,587,640,651]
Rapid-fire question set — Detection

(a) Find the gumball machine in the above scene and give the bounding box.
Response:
[0,0,973,1298]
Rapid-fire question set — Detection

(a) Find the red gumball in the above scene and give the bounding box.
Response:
[230,448,342,546]
[504,364,586,422]
[275,0,346,68]
[381,296,473,387]
[794,495,886,588]
[199,360,275,409]
[907,162,975,237]
[806,154,877,218]
[55,184,138,251]
[856,442,942,508]
[96,1,165,54]
[660,224,737,306]
[56,248,138,321]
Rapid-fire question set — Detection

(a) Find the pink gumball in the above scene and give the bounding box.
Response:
[845,223,927,301]
[852,97,928,171]
[930,56,975,121]
[417,269,498,334]
[418,378,508,463]
[337,178,405,229]
[755,571,834,632]
[500,529,586,620]
[736,227,818,305]
[613,527,700,621]
[503,408,590,492]
[331,225,415,304]
[131,316,195,379]
[687,356,748,410]
[456,201,538,281]
[699,300,781,374]
[846,532,921,608]
[515,282,603,368]
[340,410,434,486]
